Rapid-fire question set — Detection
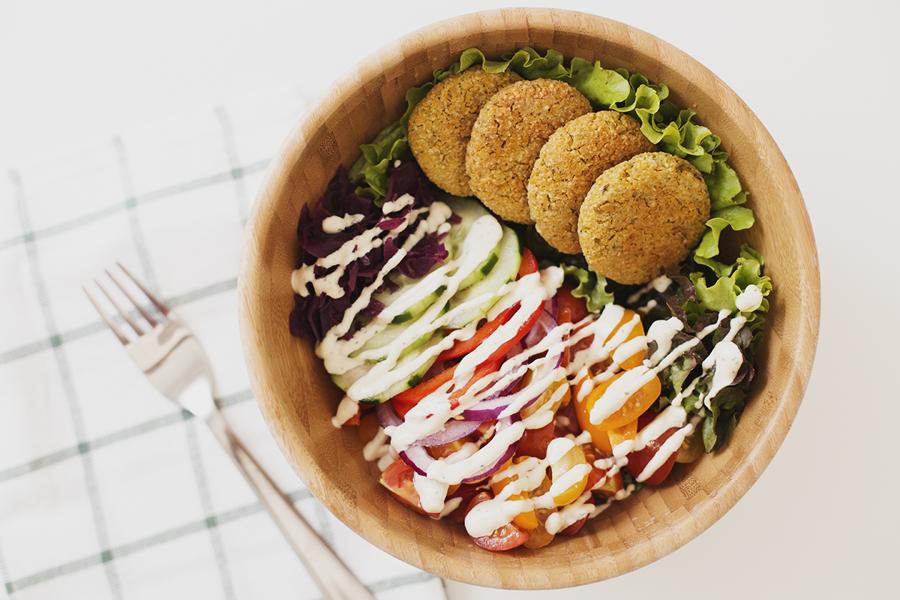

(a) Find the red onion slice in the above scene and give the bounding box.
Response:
[416,419,482,447]
[461,395,513,421]
[399,444,434,476]
[523,309,557,348]
[376,402,402,428]
[543,297,558,319]
[460,371,524,420]
[461,443,518,483]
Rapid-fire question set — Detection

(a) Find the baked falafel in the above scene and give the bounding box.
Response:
[578,152,710,284]
[407,68,522,197]
[527,111,655,254]
[465,79,591,223]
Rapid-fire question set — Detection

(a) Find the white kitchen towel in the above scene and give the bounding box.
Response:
[0,87,446,600]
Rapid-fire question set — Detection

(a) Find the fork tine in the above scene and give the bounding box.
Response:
[82,284,129,345]
[117,261,170,315]
[106,268,158,327]
[96,279,145,336]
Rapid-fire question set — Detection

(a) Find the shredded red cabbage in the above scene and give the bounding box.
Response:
[289,162,449,342]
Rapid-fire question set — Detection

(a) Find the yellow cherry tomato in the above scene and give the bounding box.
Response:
[550,444,589,506]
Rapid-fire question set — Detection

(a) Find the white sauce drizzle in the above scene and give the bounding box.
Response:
[382,192,415,215]
[331,396,358,428]
[735,284,763,312]
[321,213,364,233]
[362,428,390,462]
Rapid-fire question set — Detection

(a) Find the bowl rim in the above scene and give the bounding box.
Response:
[238,8,820,588]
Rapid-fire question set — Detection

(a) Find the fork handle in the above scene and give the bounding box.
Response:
[205,412,375,600]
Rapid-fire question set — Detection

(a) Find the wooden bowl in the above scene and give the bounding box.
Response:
[238,8,820,588]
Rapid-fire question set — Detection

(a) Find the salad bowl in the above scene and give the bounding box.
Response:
[238,8,819,588]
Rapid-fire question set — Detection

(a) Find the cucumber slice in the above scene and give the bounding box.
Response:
[444,226,521,329]
[364,335,442,402]
[458,250,498,291]
[355,304,448,363]
[330,364,369,392]
[374,276,447,326]
[382,284,446,325]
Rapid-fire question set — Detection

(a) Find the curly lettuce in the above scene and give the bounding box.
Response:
[561,265,614,313]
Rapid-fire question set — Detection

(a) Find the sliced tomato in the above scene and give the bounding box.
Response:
[557,284,589,322]
[465,491,493,515]
[594,470,623,497]
[626,427,679,486]
[473,523,529,551]
[517,247,538,279]
[448,359,501,409]
[426,438,469,459]
[518,421,555,458]
[553,402,580,437]
[483,303,544,364]
[638,408,658,431]
[584,464,604,491]
[379,459,428,515]
[559,515,588,536]
[465,492,530,551]
[446,485,483,523]
[581,371,661,431]
[392,366,454,417]
[438,305,518,362]
[356,413,379,444]
[382,458,414,489]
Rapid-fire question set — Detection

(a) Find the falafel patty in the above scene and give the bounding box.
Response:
[578,152,710,284]
[465,79,591,223]
[407,68,522,197]
[527,111,655,254]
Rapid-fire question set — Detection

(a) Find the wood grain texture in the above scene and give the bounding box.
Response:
[237,9,820,589]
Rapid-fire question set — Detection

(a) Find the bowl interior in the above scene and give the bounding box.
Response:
[238,8,819,588]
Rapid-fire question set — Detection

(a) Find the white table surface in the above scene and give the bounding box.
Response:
[2,0,896,598]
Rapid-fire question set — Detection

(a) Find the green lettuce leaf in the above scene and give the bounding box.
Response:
[561,264,614,313]
[702,387,747,452]
[689,245,772,316]
[694,206,755,260]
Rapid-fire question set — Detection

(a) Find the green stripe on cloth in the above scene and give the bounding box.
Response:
[0,389,253,483]
[11,169,124,599]
[112,135,239,600]
[0,277,238,368]
[5,489,310,593]
[0,158,268,252]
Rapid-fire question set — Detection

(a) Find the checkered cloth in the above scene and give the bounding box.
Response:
[0,88,446,600]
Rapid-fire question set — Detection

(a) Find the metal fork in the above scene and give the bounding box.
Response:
[83,263,374,600]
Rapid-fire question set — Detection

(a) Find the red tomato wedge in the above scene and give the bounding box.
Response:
[379,458,429,515]
[437,305,518,362]
[518,421,555,458]
[517,248,538,278]
[483,303,544,365]
[559,515,588,536]
[467,492,530,551]
[391,367,455,416]
[392,359,500,417]
[557,284,589,322]
[626,427,679,486]
[448,360,501,410]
